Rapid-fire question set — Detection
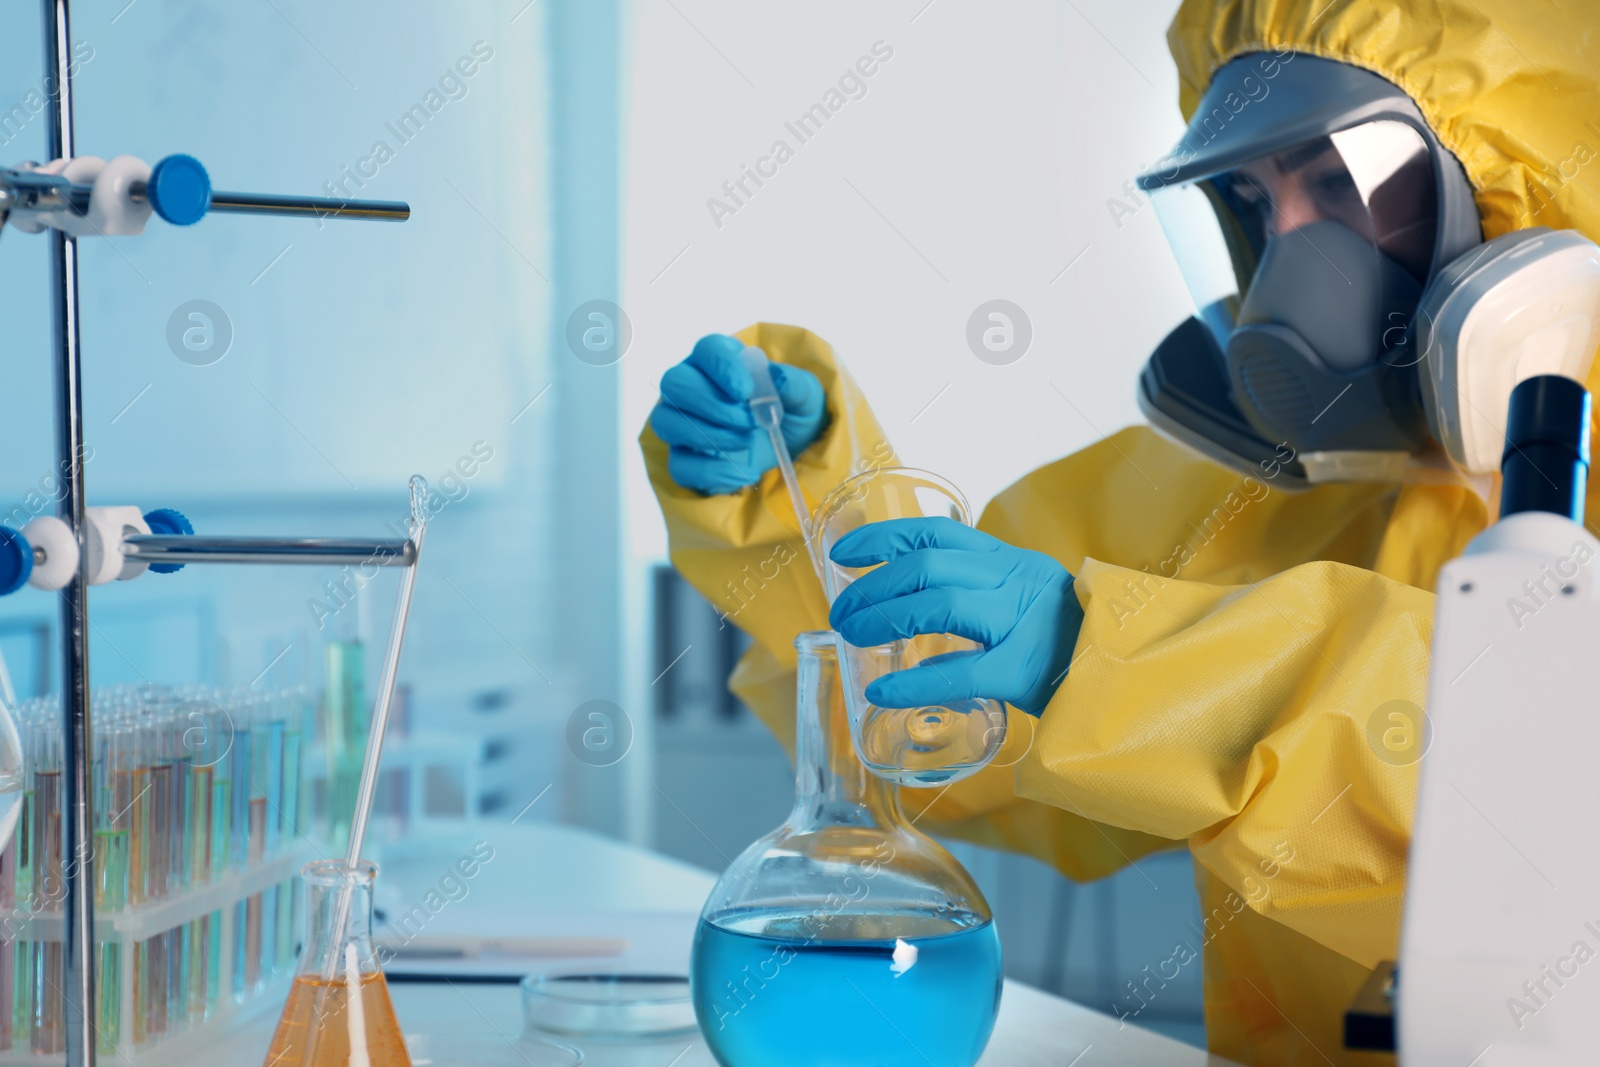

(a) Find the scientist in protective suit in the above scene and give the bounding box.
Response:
[641,0,1600,1063]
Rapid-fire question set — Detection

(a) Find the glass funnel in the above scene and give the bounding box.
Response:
[690,632,1002,1067]
[816,467,1007,786]
[264,859,410,1067]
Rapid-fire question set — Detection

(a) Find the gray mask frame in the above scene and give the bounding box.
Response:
[1135,52,1482,480]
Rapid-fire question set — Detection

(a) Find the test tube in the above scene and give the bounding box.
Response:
[260,699,284,858]
[169,692,189,1030]
[164,699,191,899]
[183,696,215,888]
[182,697,218,1026]
[148,707,172,904]
[231,897,248,1003]
[0,702,25,1054]
[279,688,306,845]
[0,841,10,1052]
[167,924,185,1032]
[324,637,368,850]
[205,908,222,1018]
[209,693,232,882]
[139,698,167,1036]
[0,700,30,1054]
[229,694,253,872]
[30,722,62,1056]
[11,701,38,1052]
[230,692,254,1003]
[185,915,206,1023]
[95,724,131,911]
[252,699,283,983]
[93,723,131,1053]
[127,714,152,908]
[275,690,304,978]
[242,691,270,994]
[132,938,148,1047]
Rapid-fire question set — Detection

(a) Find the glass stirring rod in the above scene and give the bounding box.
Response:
[317,476,431,988]
[741,346,826,583]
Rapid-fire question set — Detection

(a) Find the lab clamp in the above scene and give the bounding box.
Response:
[0,2,421,1064]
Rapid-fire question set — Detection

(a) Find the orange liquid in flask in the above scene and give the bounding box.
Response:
[264,972,409,1067]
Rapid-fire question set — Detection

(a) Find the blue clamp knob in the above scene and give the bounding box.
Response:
[143,508,193,573]
[0,527,33,595]
[147,155,211,226]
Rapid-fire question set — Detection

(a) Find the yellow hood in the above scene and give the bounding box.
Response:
[1168,0,1600,243]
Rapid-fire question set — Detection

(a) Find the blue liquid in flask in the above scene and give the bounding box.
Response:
[692,908,1002,1067]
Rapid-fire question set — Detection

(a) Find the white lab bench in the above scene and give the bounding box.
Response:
[211,821,1240,1066]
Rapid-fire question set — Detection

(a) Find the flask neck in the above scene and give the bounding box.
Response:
[297,860,383,979]
[793,635,904,827]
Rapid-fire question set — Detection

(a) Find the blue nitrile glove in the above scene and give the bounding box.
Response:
[650,333,829,495]
[827,517,1082,715]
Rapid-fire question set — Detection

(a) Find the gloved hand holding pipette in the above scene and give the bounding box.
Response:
[648,334,828,495]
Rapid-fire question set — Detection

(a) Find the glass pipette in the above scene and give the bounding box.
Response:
[740,346,826,583]
[317,476,430,983]
[343,475,429,870]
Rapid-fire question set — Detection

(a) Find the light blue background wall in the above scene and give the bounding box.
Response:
[0,1,626,828]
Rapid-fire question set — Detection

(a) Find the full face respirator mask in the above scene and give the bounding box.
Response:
[1136,53,1600,486]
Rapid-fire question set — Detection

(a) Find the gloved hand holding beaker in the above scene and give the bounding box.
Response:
[828,518,1083,715]
[649,333,828,495]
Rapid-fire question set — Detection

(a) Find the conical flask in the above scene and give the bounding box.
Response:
[690,631,1002,1067]
[264,859,410,1067]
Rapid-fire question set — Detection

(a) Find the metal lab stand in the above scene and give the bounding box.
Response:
[25,2,415,1062]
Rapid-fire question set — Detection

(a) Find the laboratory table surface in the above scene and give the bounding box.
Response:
[210,820,1241,1066]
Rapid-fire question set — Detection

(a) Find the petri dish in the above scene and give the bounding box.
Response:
[406,1032,584,1066]
[521,971,697,1040]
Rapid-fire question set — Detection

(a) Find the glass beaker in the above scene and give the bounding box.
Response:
[264,859,410,1067]
[816,467,1007,786]
[690,632,1002,1067]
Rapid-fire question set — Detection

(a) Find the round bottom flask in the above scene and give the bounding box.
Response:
[690,632,1002,1067]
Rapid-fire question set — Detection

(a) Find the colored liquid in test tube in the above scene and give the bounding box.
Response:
[126,720,152,907]
[0,818,12,1051]
[10,781,28,1047]
[166,703,193,896]
[245,695,282,991]
[277,690,306,973]
[93,724,133,1052]
[146,706,172,1039]
[231,697,255,1002]
[30,724,63,1056]
[183,698,222,1023]
[279,688,305,845]
[324,638,368,852]
[211,708,233,880]
[262,703,286,978]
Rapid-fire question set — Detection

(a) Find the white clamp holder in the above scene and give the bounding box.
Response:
[8,156,155,237]
[21,516,78,591]
[85,506,152,585]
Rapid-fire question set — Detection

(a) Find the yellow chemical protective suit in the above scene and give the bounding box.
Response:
[642,1,1600,1063]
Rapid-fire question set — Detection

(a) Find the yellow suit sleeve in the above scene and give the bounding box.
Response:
[1018,557,1433,968]
[642,324,1179,881]
[969,420,1486,969]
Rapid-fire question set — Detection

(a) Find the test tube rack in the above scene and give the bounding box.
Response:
[1,3,424,1065]
[0,850,305,1067]
[0,688,313,1064]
